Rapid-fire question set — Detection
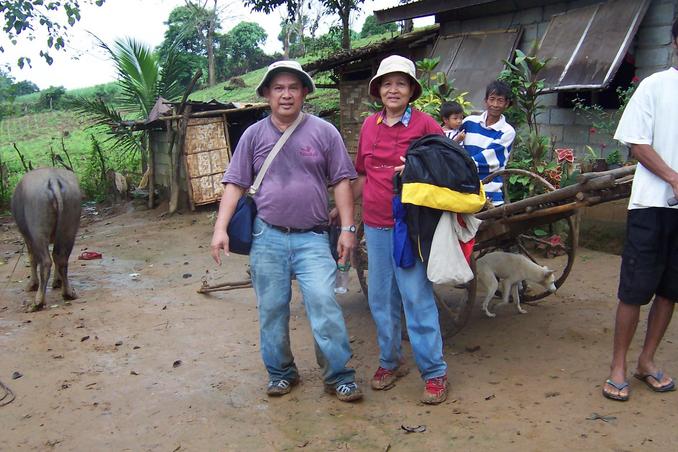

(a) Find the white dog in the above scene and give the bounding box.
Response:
[476,251,557,318]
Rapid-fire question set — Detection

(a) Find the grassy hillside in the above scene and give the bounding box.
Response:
[188,31,395,111]
[0,110,114,206]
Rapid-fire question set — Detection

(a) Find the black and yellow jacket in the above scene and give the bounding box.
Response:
[401,134,485,263]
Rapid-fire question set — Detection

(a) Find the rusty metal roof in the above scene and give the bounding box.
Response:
[166,99,265,112]
[120,100,269,130]
[432,28,523,109]
[537,0,651,91]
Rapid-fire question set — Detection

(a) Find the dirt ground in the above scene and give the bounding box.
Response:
[1,204,678,451]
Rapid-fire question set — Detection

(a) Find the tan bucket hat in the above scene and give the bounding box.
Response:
[256,60,316,97]
[368,55,423,101]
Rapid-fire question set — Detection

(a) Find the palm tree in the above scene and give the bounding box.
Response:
[72,36,187,167]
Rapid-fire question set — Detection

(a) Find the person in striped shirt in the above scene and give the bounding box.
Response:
[462,80,516,206]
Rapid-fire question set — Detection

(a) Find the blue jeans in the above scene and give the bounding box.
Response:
[249,217,356,386]
[364,224,447,380]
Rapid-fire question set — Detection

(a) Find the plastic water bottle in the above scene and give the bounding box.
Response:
[334,259,350,294]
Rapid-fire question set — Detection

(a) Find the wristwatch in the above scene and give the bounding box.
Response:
[340,225,357,233]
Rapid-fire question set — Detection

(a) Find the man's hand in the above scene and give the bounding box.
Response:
[670,175,678,199]
[453,131,466,142]
[210,228,230,265]
[209,183,246,265]
[337,230,357,263]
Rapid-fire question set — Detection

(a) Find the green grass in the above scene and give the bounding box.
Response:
[0,110,109,173]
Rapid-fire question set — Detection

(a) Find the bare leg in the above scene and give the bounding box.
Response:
[636,295,675,387]
[605,301,640,399]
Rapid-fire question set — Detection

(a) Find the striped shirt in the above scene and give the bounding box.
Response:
[462,111,516,205]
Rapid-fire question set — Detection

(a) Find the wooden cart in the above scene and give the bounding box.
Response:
[353,165,636,338]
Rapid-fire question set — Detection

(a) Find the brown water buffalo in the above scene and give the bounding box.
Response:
[11,168,82,311]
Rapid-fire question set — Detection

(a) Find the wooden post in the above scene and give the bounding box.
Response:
[169,105,192,214]
[165,119,177,211]
[182,118,196,211]
[166,70,202,215]
[147,137,155,209]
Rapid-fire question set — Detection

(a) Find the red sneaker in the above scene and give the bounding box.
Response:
[371,367,396,390]
[421,376,448,404]
[371,364,409,390]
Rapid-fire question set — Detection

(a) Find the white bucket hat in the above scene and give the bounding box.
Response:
[256,60,316,97]
[368,55,422,101]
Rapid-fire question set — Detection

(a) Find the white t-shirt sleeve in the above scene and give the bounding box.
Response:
[614,79,654,147]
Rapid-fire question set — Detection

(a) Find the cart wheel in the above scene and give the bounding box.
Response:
[517,214,577,302]
[354,222,369,298]
[483,168,577,302]
[432,255,477,339]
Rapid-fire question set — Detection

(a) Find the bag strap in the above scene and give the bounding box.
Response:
[248,112,304,196]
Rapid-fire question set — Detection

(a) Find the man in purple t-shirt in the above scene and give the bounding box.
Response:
[210,61,362,402]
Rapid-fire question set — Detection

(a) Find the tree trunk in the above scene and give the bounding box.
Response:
[296,2,306,56]
[402,19,413,33]
[340,10,350,50]
[140,133,148,173]
[283,21,291,59]
[207,0,217,86]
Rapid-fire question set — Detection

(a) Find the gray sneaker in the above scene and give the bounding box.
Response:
[266,377,299,396]
[325,382,363,402]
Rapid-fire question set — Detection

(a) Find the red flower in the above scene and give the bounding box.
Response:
[600,143,607,149]
[590,127,596,134]
[556,148,575,163]
[545,169,562,183]
[548,235,562,246]
[631,76,640,84]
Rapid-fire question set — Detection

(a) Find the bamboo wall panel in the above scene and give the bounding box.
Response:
[184,117,230,206]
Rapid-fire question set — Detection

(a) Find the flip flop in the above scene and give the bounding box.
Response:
[602,379,630,401]
[633,370,676,393]
[78,251,102,260]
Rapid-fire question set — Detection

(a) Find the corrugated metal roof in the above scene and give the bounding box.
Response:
[431,28,523,109]
[537,0,651,90]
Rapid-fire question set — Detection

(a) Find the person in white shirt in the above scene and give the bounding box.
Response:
[603,18,678,402]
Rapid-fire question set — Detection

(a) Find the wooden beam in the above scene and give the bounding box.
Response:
[475,174,616,221]
[129,104,269,130]
[375,0,495,23]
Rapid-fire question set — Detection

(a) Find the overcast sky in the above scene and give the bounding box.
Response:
[0,0,432,90]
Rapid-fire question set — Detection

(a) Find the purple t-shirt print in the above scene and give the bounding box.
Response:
[222,114,357,229]
[298,146,318,157]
